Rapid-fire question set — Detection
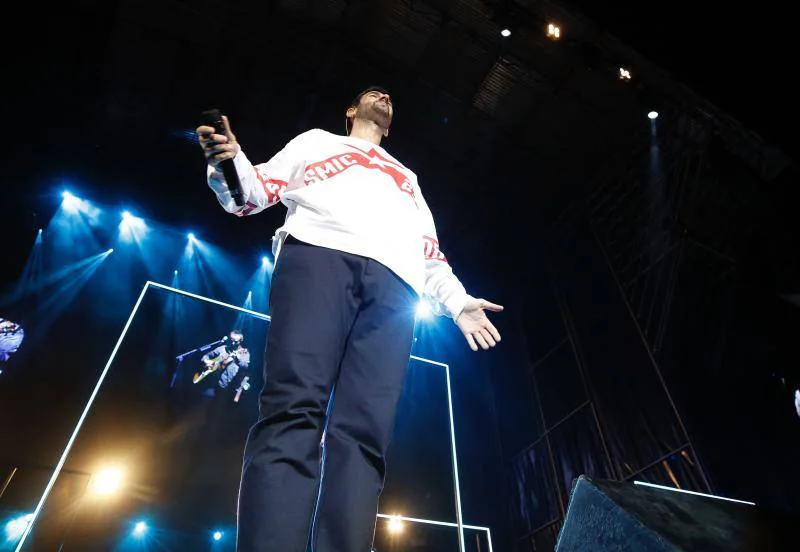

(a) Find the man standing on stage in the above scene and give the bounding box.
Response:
[197,86,503,552]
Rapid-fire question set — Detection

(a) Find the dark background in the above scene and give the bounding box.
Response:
[2,1,798,551]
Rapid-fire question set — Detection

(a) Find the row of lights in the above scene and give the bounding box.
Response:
[498,22,659,120]
[62,190,433,317]
[62,190,436,323]
[4,467,227,545]
[499,21,561,39]
[6,512,402,545]
[499,22,561,39]
[131,520,224,542]
[62,191,275,267]
[8,512,398,546]
[6,470,405,544]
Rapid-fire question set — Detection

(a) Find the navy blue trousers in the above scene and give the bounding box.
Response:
[237,237,417,552]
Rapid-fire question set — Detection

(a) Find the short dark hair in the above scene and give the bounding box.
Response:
[349,86,390,109]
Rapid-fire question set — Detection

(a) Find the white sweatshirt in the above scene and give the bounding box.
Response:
[207,129,471,320]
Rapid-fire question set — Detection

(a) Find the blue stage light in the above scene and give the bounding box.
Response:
[62,191,81,214]
[416,301,432,319]
[132,520,147,537]
[5,513,34,542]
[212,530,223,541]
[118,212,147,243]
[188,233,196,241]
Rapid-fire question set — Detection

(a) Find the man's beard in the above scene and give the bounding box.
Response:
[365,101,392,129]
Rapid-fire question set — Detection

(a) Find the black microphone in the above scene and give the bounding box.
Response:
[202,109,245,206]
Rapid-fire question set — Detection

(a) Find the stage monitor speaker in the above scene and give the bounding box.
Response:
[555,475,799,551]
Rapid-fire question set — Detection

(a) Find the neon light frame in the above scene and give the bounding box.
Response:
[376,514,494,552]
[633,481,756,506]
[15,281,475,551]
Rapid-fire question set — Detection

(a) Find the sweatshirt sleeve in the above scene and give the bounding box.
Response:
[207,130,314,216]
[416,183,472,321]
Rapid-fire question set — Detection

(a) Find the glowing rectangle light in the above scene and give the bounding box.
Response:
[17,281,479,552]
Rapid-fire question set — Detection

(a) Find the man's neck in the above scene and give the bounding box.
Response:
[349,119,384,146]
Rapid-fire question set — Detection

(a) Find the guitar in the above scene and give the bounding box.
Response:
[193,350,233,384]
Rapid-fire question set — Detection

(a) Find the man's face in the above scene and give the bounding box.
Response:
[1,320,19,332]
[349,90,393,130]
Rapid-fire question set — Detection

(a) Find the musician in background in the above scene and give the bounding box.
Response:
[0,318,24,364]
[196,330,252,401]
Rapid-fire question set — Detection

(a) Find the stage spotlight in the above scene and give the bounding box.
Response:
[212,530,223,541]
[262,256,269,267]
[648,111,659,120]
[62,191,81,213]
[174,269,178,275]
[91,467,124,495]
[119,211,147,243]
[188,232,196,241]
[387,515,404,534]
[132,521,147,537]
[619,67,632,81]
[38,228,43,234]
[106,248,114,254]
[500,28,511,37]
[5,513,34,541]
[416,301,432,319]
[547,23,561,39]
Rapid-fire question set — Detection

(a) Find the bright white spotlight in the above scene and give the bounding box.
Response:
[619,67,632,81]
[174,269,178,275]
[38,228,43,234]
[247,290,252,296]
[91,467,123,495]
[212,530,223,541]
[5,513,34,541]
[262,256,269,267]
[106,248,114,254]
[132,521,147,537]
[119,211,147,243]
[500,28,511,37]
[62,191,81,214]
[188,232,196,241]
[547,23,561,39]
[648,111,659,120]
[387,515,404,534]
[416,301,432,319]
